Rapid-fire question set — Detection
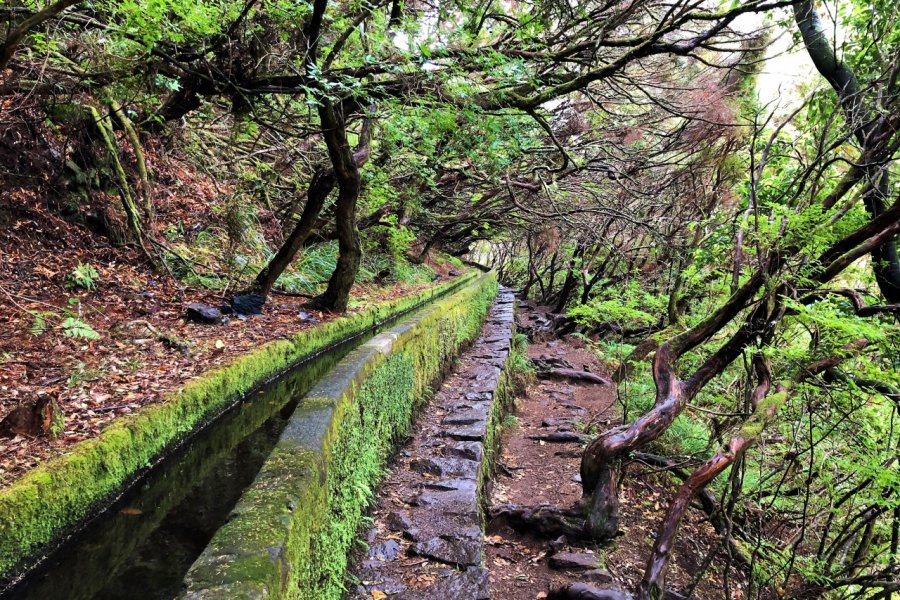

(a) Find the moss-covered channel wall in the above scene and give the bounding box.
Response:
[0,272,479,582]
[180,273,500,600]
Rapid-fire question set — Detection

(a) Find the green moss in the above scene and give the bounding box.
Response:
[739,388,790,440]
[180,272,500,600]
[0,273,479,578]
[299,274,499,599]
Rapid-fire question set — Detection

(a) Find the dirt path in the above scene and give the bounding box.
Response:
[485,303,750,600]
[485,326,618,599]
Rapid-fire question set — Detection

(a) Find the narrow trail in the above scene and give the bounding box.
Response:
[485,302,749,600]
[349,289,515,600]
[486,301,618,599]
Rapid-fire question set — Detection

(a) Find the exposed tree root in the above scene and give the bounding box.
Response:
[537,368,610,385]
[548,583,634,600]
[490,503,590,539]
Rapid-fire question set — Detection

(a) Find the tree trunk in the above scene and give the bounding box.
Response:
[252,112,371,302]
[252,168,336,297]
[794,0,900,302]
[312,101,368,312]
[554,257,579,313]
[0,0,81,70]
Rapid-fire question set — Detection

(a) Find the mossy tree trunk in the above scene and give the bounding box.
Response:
[251,115,371,302]
[794,0,900,303]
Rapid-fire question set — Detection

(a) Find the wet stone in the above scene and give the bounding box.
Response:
[386,511,413,532]
[414,485,478,515]
[367,539,402,561]
[413,536,481,567]
[231,293,265,315]
[411,457,478,478]
[185,303,223,324]
[444,424,486,441]
[444,442,483,462]
[443,404,489,426]
[423,476,478,491]
[396,566,490,600]
[549,551,600,571]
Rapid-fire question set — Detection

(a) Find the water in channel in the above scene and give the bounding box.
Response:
[2,334,361,600]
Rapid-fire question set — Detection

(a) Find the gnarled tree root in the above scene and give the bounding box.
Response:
[490,503,590,539]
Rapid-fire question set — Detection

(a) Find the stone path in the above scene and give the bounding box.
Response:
[351,289,515,600]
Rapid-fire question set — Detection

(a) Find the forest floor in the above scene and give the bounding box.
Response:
[0,193,457,487]
[485,303,750,599]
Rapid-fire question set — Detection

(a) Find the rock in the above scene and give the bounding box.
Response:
[424,477,478,492]
[413,536,480,567]
[367,539,402,561]
[297,310,317,323]
[443,424,486,441]
[186,303,223,324]
[219,303,234,315]
[396,566,489,600]
[448,270,461,277]
[549,551,600,571]
[549,535,567,554]
[358,574,408,596]
[386,511,413,533]
[231,293,265,315]
[443,413,485,426]
[444,442,483,462]
[411,457,478,478]
[413,485,478,516]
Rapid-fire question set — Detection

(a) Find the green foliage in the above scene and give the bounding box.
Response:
[28,311,53,336]
[67,361,104,387]
[27,300,100,341]
[66,262,99,290]
[60,317,101,340]
[568,280,667,330]
[507,332,535,392]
